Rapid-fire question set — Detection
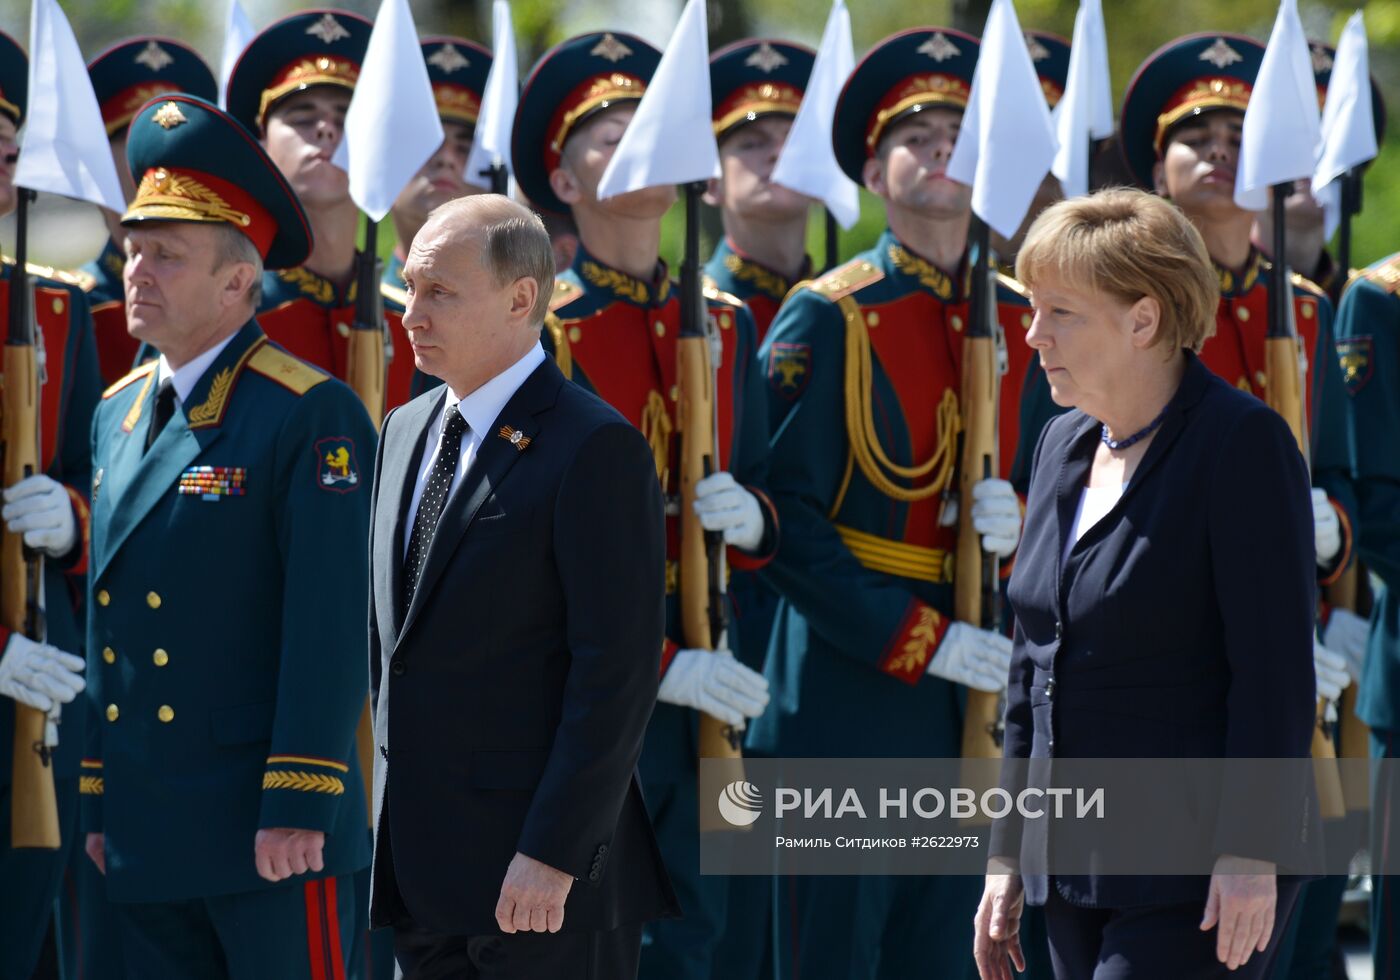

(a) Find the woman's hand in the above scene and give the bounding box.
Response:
[974,858,1026,980]
[1199,854,1277,970]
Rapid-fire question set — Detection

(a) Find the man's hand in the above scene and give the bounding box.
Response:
[692,472,765,552]
[928,622,1013,692]
[1311,489,1341,566]
[1199,854,1277,970]
[974,857,1026,980]
[657,648,769,726]
[85,832,105,875]
[2,475,78,558]
[1323,608,1369,685]
[0,634,85,712]
[495,851,574,934]
[254,828,325,882]
[971,479,1022,558]
[1313,639,1351,704]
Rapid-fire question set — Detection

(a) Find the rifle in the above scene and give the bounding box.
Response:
[1263,181,1345,821]
[957,216,1005,764]
[478,158,509,197]
[676,182,744,780]
[4,188,59,848]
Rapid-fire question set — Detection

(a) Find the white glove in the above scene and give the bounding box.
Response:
[1323,608,1369,686]
[971,479,1021,558]
[1311,489,1341,566]
[0,634,85,712]
[658,648,770,726]
[927,621,1012,692]
[1312,638,1351,704]
[3,475,78,558]
[693,471,765,552]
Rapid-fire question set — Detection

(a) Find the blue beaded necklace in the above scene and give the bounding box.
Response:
[1100,404,1169,451]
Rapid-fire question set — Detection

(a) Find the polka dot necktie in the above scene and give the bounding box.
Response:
[403,404,469,611]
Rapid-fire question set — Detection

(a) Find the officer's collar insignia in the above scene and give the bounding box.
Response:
[427,44,471,74]
[1216,250,1262,297]
[152,102,188,130]
[591,33,633,64]
[745,42,788,74]
[1310,44,1333,74]
[135,41,174,72]
[888,243,957,301]
[917,32,960,63]
[316,437,361,492]
[1025,33,1051,63]
[306,13,351,45]
[498,425,532,451]
[581,259,669,305]
[1199,38,1243,70]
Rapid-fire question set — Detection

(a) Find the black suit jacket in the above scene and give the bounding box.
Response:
[994,351,1321,909]
[367,356,678,935]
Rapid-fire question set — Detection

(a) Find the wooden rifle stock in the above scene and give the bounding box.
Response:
[5,189,59,848]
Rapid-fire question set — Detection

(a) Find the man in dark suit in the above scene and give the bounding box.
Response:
[368,194,677,979]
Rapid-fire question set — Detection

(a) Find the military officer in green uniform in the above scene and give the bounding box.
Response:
[81,93,373,979]
[1334,257,1400,980]
[83,36,217,385]
[513,31,777,980]
[0,30,103,980]
[754,28,1048,979]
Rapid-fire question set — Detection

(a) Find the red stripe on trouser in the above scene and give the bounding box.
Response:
[323,877,347,980]
[305,880,328,980]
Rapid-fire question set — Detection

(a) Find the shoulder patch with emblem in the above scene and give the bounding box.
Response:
[247,344,330,396]
[808,258,884,302]
[550,277,584,313]
[1336,337,1373,395]
[102,360,158,400]
[315,436,361,493]
[768,342,812,400]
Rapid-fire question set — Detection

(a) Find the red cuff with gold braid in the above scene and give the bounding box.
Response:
[660,638,680,678]
[63,485,91,577]
[1318,498,1353,589]
[878,600,950,687]
[728,486,779,572]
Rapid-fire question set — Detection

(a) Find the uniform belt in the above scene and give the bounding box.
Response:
[665,559,733,596]
[834,524,953,585]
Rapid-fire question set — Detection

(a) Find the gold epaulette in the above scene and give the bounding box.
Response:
[2,255,96,291]
[808,258,883,302]
[102,360,157,399]
[380,281,407,308]
[701,276,744,308]
[783,278,813,306]
[1361,256,1400,295]
[994,271,1030,300]
[549,277,583,313]
[1289,271,1327,299]
[247,344,329,396]
[544,312,573,379]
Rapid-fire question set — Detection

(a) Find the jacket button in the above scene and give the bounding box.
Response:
[102,647,115,664]
[157,705,174,723]
[96,590,110,606]
[391,660,405,676]
[598,844,608,855]
[106,704,119,722]
[1045,678,1055,697]
[1053,621,1063,641]
[588,870,600,881]
[153,649,169,667]
[146,591,162,609]
[379,744,388,760]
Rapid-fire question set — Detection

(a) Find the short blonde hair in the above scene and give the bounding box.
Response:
[1015,187,1219,353]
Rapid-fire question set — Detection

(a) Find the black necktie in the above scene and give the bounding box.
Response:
[145,379,176,452]
[402,404,469,611]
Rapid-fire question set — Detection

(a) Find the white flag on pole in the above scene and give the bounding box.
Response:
[1051,0,1113,198]
[218,0,256,110]
[463,0,519,192]
[1312,12,1377,239]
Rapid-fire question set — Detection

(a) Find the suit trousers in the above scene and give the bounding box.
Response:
[391,919,643,980]
[1042,878,1301,979]
[0,775,77,980]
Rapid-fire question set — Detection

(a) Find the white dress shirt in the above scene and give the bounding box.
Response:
[157,333,237,406]
[403,342,546,556]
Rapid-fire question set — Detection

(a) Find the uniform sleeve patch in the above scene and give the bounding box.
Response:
[315,437,362,493]
[768,342,812,399]
[1336,337,1373,395]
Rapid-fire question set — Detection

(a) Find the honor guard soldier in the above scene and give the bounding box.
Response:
[383,36,491,307]
[703,39,815,344]
[81,94,374,979]
[753,28,1043,978]
[0,30,102,979]
[513,32,777,980]
[84,37,217,385]
[225,9,420,414]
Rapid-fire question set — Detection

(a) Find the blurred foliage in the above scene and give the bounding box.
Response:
[2,0,1400,268]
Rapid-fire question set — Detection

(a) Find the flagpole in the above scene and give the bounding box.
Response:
[1334,167,1360,307]
[823,208,839,272]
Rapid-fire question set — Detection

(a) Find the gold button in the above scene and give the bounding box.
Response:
[102,647,115,664]
[568,326,582,343]
[106,704,119,722]
[153,649,169,667]
[1255,370,1268,389]
[1021,313,1032,328]
[1301,302,1314,320]
[146,592,161,609]
[719,313,732,330]
[157,705,174,723]
[654,321,666,337]
[951,315,964,332]
[1235,305,1250,321]
[97,589,110,606]
[866,312,880,327]
[52,297,64,314]
[669,385,680,402]
[336,322,351,338]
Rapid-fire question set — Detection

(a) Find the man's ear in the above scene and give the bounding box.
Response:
[512,276,541,321]
[701,175,722,208]
[1129,294,1162,349]
[550,165,581,207]
[862,156,885,197]
[220,261,257,312]
[1152,159,1168,198]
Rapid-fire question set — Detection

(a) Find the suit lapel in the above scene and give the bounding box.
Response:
[379,389,443,634]
[396,359,563,649]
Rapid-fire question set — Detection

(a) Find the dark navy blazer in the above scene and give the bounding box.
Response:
[994,351,1321,909]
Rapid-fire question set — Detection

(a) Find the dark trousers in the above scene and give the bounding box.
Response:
[1042,879,1301,979]
[114,874,356,980]
[1373,729,1399,980]
[0,776,77,980]
[391,920,643,980]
